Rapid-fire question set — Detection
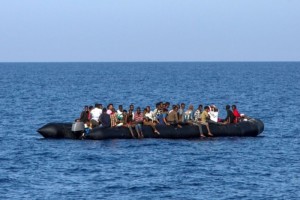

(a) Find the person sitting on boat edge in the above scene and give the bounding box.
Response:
[164,102,170,110]
[153,102,162,117]
[107,103,113,115]
[128,104,135,119]
[99,108,111,128]
[166,105,182,128]
[194,104,203,123]
[158,108,170,125]
[110,108,118,127]
[200,106,213,137]
[117,105,123,120]
[184,104,194,124]
[209,105,219,122]
[134,107,144,138]
[178,103,186,123]
[126,109,136,138]
[79,105,90,123]
[144,106,160,135]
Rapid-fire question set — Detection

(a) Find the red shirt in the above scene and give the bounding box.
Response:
[134,112,144,123]
[233,109,240,123]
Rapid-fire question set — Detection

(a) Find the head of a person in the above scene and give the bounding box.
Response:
[129,104,134,111]
[173,105,178,111]
[232,105,237,110]
[159,102,163,108]
[84,105,89,111]
[119,105,123,111]
[180,103,185,109]
[123,109,127,114]
[107,103,113,110]
[204,106,209,111]
[156,102,160,109]
[226,105,230,110]
[165,102,170,108]
[102,108,107,113]
[146,106,150,112]
[198,104,203,110]
[89,106,94,111]
[99,104,103,109]
[188,105,194,110]
[136,107,141,114]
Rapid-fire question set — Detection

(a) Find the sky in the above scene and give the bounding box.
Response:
[0,0,299,62]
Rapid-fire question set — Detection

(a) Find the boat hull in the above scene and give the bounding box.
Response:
[37,118,264,140]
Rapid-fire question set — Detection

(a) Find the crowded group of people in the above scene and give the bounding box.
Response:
[77,102,243,138]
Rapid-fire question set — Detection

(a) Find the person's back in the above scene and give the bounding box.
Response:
[90,104,102,127]
[80,105,89,123]
[100,108,111,128]
[224,105,235,124]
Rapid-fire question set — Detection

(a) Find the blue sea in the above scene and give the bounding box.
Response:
[0,62,299,199]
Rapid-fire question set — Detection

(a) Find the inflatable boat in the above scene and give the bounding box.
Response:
[37,118,264,140]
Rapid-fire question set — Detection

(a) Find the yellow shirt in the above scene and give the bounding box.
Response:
[201,110,209,122]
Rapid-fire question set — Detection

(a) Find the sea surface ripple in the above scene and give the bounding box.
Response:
[0,62,299,199]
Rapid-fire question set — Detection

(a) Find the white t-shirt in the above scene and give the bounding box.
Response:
[209,111,218,122]
[90,108,102,122]
[145,111,155,120]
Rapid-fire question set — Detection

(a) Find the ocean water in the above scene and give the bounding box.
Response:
[0,62,299,199]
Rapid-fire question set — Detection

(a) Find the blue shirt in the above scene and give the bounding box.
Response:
[158,113,167,125]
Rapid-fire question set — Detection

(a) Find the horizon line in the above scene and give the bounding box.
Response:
[1,60,300,63]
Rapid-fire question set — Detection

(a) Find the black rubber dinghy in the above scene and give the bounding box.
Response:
[37,118,264,140]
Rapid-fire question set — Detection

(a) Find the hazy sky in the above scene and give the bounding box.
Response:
[0,0,299,62]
